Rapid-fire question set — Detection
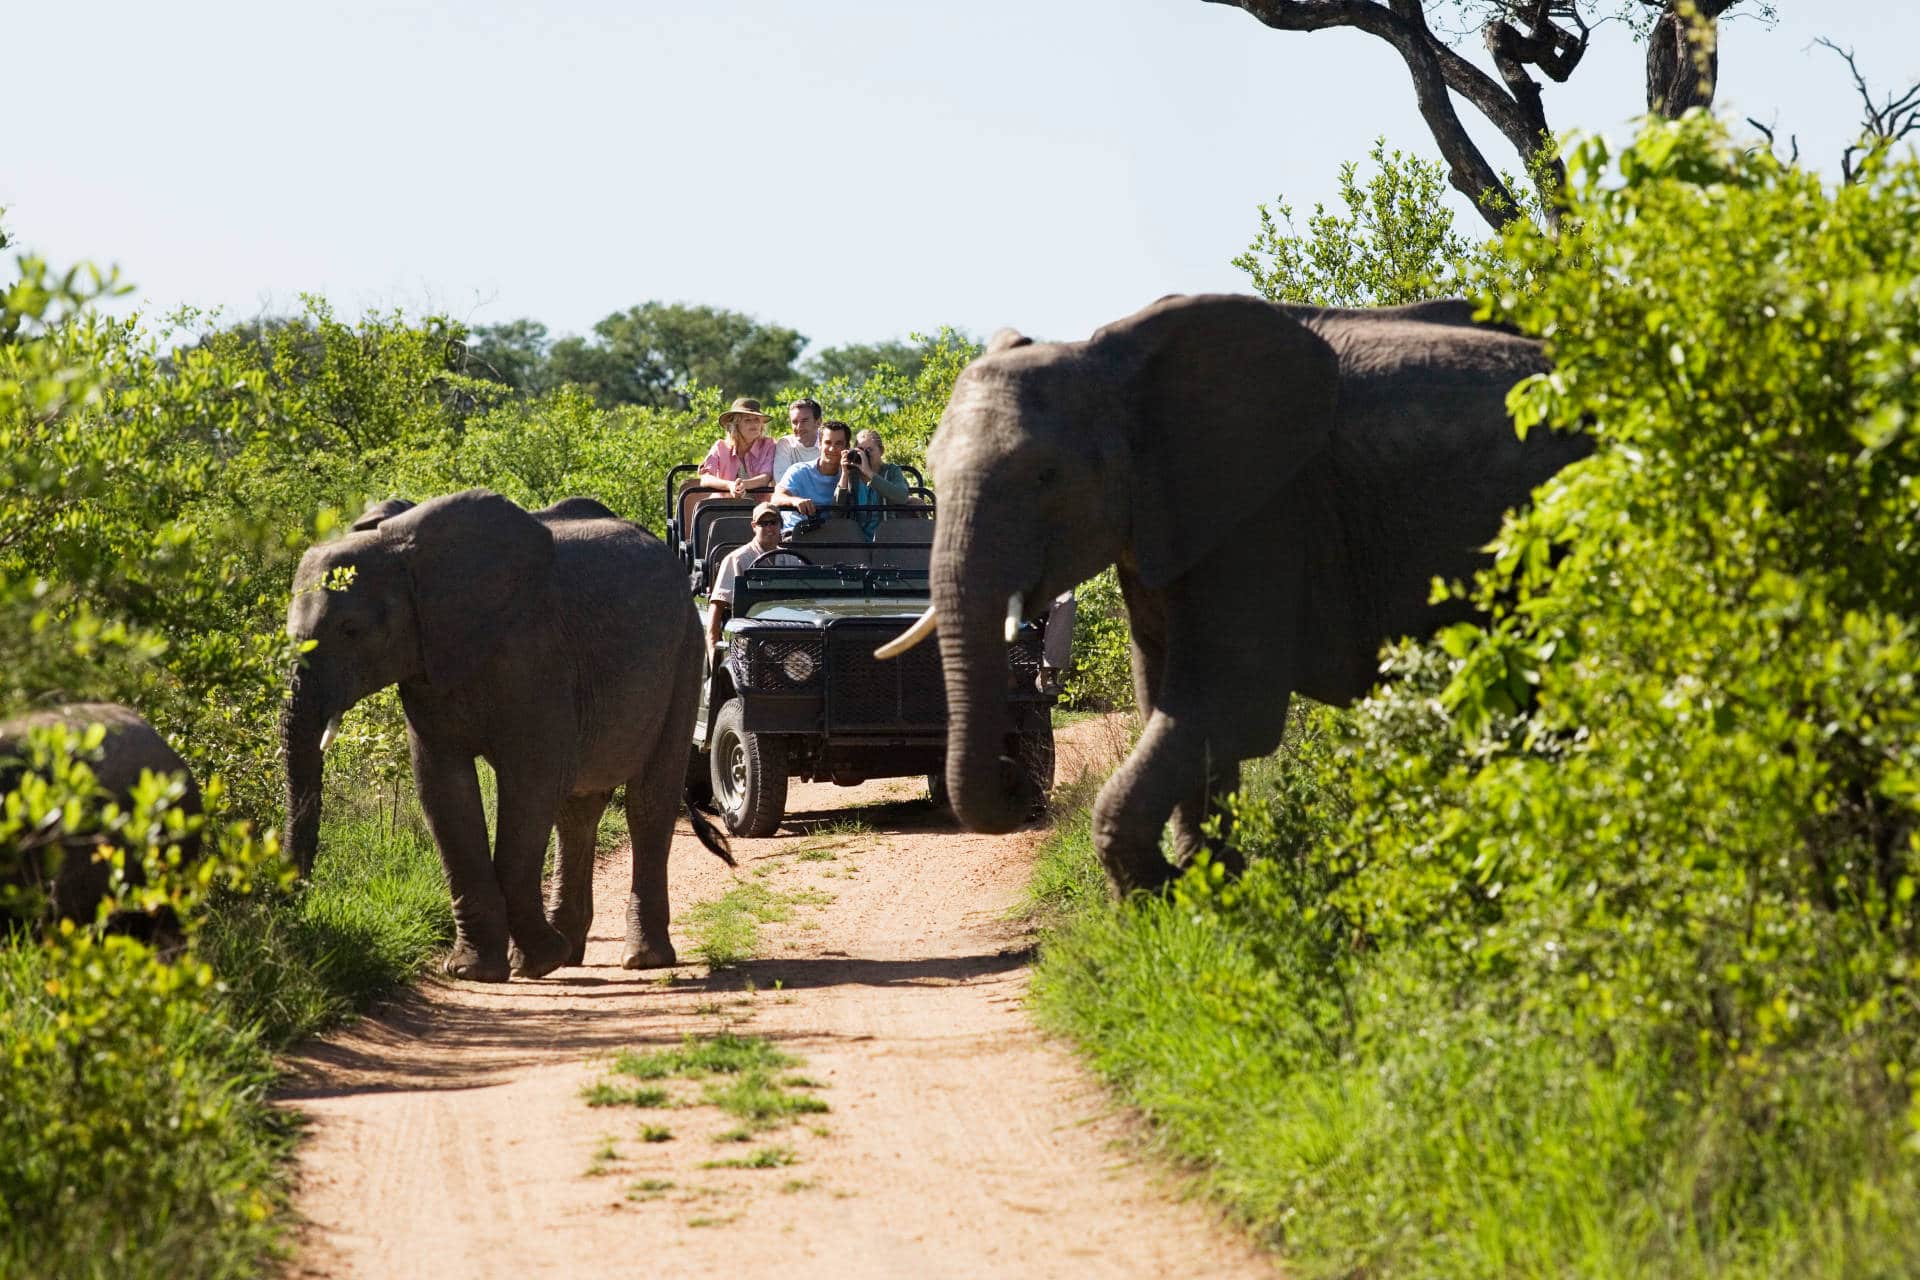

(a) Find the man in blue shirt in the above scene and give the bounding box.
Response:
[772,419,872,533]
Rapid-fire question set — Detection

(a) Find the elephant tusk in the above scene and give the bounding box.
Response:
[319,714,344,753]
[874,606,938,660]
[1004,592,1025,644]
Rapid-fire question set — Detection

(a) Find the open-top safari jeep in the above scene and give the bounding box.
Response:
[666,465,1057,837]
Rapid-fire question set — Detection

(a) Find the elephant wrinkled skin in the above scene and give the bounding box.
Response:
[919,293,1590,894]
[282,490,731,983]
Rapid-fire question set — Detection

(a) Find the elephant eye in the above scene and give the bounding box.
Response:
[1035,465,1059,489]
[339,618,365,640]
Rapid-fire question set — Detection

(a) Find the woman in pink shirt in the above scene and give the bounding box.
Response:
[696,397,778,497]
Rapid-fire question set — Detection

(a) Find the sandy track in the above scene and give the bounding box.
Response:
[283,722,1276,1278]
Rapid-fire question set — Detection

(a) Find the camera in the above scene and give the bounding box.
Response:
[847,447,867,469]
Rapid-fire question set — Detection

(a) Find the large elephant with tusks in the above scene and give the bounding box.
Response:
[282,491,731,982]
[882,294,1588,894]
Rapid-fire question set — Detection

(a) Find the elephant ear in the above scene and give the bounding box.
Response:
[352,498,416,532]
[385,490,555,690]
[1104,295,1340,589]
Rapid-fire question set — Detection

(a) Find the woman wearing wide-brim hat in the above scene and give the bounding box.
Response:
[696,397,777,497]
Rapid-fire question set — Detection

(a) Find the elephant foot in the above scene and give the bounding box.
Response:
[446,941,511,983]
[622,939,678,970]
[509,926,573,980]
[1103,854,1180,899]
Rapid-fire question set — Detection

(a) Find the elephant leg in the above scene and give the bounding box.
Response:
[621,772,680,969]
[623,652,702,970]
[413,752,511,982]
[1172,755,1245,877]
[494,781,571,981]
[1092,709,1218,895]
[546,790,612,967]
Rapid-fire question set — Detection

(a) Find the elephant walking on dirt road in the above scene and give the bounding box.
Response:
[890,294,1590,895]
[282,490,732,983]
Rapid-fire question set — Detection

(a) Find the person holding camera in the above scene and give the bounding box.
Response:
[772,419,872,533]
[853,428,912,505]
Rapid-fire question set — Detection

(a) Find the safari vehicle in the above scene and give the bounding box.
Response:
[665,465,1057,837]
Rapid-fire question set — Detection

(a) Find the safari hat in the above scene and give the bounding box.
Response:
[750,501,780,525]
[719,397,769,426]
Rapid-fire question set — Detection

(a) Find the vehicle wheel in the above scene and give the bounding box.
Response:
[926,770,949,810]
[685,745,714,811]
[710,699,787,837]
[1010,709,1056,814]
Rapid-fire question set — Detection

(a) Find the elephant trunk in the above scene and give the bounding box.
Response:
[933,499,1029,835]
[281,674,333,877]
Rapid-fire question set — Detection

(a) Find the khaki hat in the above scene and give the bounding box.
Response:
[719,397,768,426]
[750,501,781,525]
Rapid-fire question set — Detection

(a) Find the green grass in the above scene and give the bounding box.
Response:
[701,1144,797,1170]
[195,812,453,1045]
[581,1081,670,1108]
[703,1069,830,1131]
[639,1124,674,1143]
[584,1136,622,1175]
[794,846,837,862]
[0,801,454,1280]
[681,882,833,968]
[1026,779,1920,1279]
[612,1033,797,1081]
[627,1178,675,1201]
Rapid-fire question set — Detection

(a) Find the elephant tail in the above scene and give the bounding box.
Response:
[684,799,736,867]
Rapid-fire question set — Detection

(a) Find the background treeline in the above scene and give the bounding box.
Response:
[1030,117,1920,1277]
[0,255,986,1275]
[460,302,934,409]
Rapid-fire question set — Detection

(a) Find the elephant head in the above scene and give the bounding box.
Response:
[917,295,1339,834]
[281,490,554,875]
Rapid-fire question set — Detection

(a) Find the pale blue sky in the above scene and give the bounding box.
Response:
[6,2,1912,352]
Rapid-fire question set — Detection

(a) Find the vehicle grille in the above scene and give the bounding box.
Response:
[1007,635,1044,694]
[827,622,947,730]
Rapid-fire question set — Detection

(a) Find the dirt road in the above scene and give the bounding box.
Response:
[284,722,1275,1278]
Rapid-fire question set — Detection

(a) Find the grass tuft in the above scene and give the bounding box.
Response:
[702,1144,797,1170]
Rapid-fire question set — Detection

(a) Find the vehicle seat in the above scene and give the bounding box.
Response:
[787,516,871,568]
[871,516,933,570]
[691,499,755,566]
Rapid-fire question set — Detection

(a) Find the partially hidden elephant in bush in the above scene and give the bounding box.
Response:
[0,702,203,941]
[282,489,732,983]
[886,293,1591,894]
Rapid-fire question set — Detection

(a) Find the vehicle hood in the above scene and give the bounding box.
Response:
[744,598,931,626]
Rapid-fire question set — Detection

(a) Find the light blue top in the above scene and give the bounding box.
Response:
[777,461,873,533]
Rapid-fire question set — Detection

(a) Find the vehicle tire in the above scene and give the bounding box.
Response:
[685,745,714,811]
[710,699,787,837]
[1010,708,1056,814]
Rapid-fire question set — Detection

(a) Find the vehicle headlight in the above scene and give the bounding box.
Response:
[781,649,817,684]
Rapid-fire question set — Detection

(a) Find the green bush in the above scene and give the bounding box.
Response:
[1032,117,1920,1276]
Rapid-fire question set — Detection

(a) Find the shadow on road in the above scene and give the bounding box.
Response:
[277,946,1031,1102]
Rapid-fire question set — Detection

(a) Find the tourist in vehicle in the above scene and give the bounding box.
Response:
[772,397,824,481]
[772,419,871,532]
[695,398,777,497]
[706,502,802,653]
[852,428,912,505]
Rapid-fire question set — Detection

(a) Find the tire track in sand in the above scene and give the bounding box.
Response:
[282,721,1277,1278]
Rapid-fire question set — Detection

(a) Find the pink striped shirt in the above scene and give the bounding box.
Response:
[698,434,778,483]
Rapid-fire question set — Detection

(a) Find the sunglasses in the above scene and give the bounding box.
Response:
[754,518,780,528]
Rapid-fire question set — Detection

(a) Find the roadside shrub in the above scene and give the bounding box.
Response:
[1033,117,1920,1276]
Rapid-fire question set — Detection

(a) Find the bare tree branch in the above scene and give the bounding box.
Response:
[1204,1,1751,234]
[1745,115,1799,167]
[1815,38,1920,184]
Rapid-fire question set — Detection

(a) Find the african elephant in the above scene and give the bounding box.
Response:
[0,702,203,941]
[895,293,1590,894]
[282,490,732,983]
